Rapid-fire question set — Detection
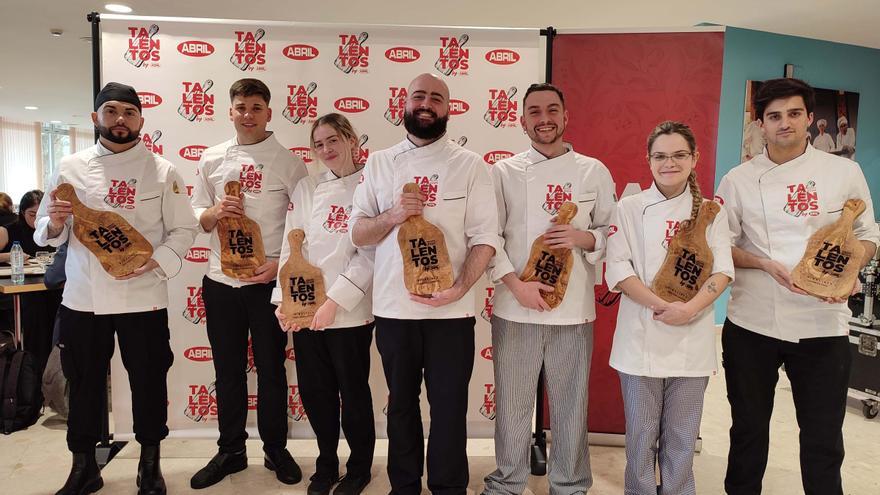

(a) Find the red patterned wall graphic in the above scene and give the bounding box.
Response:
[546,32,724,434]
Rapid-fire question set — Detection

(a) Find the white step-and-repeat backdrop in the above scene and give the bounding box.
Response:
[100,14,542,440]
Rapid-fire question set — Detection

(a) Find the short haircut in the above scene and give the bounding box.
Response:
[753,78,815,121]
[229,78,271,104]
[522,83,565,108]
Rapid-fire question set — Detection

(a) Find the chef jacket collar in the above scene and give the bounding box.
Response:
[751,143,816,172]
[229,131,278,152]
[318,166,364,187]
[91,137,148,166]
[394,133,449,161]
[525,143,573,165]
[642,181,690,212]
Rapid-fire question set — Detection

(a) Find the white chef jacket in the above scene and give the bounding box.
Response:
[716,144,880,342]
[837,128,856,151]
[34,141,198,315]
[812,133,835,153]
[349,136,501,319]
[605,184,734,377]
[487,146,615,324]
[270,169,374,329]
[192,133,307,287]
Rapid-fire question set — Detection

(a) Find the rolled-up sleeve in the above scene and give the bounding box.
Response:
[582,164,615,265]
[715,175,743,246]
[327,245,374,312]
[34,172,71,247]
[464,159,501,253]
[349,155,381,246]
[708,205,735,281]
[604,202,637,293]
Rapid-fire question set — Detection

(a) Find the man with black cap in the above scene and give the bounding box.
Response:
[34,82,199,495]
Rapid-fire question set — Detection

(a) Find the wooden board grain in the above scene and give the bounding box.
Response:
[55,183,153,277]
[217,181,266,279]
[279,229,327,328]
[397,183,455,296]
[519,202,578,309]
[651,200,719,303]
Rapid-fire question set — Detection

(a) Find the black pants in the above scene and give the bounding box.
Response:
[375,316,475,495]
[202,276,289,454]
[292,323,375,478]
[722,319,850,495]
[22,289,63,385]
[57,305,173,453]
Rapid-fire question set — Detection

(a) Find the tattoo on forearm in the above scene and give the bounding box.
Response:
[707,281,717,294]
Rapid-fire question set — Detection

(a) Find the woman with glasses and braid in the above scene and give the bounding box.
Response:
[604,121,733,495]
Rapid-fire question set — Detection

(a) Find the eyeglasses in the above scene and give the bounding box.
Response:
[649,151,694,164]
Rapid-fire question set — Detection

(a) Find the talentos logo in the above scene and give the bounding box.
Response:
[480,286,494,322]
[288,275,319,305]
[178,80,214,122]
[183,286,206,324]
[543,183,572,215]
[334,32,369,74]
[124,24,160,68]
[480,384,496,420]
[87,225,133,254]
[435,34,469,76]
[184,382,217,422]
[230,29,266,71]
[662,220,682,249]
[672,248,704,290]
[413,174,439,207]
[811,242,852,275]
[322,204,351,234]
[239,163,263,193]
[283,83,318,125]
[784,181,819,217]
[384,86,407,126]
[104,178,137,209]
[287,385,307,421]
[484,87,518,128]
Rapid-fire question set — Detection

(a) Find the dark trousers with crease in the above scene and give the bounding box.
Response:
[375,316,475,495]
[292,323,375,478]
[57,305,173,453]
[722,319,850,495]
[202,276,289,454]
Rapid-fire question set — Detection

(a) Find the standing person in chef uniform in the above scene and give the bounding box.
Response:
[835,115,856,153]
[481,83,614,495]
[273,113,376,495]
[190,78,308,490]
[606,121,734,495]
[716,77,879,495]
[350,73,500,495]
[811,119,835,153]
[35,82,199,495]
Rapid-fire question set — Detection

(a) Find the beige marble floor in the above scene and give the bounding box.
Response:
[2,335,879,494]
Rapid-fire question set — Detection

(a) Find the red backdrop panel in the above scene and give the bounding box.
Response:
[543,32,724,434]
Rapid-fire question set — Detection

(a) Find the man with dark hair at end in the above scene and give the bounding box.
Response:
[190,78,308,489]
[716,77,879,495]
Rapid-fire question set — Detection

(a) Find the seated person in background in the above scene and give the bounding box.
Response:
[0,192,16,226]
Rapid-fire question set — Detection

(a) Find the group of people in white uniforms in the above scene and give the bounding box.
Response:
[34,72,877,495]
[811,116,856,155]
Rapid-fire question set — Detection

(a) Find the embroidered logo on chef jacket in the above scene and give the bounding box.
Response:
[662,220,683,249]
[480,286,494,321]
[287,385,308,421]
[413,174,439,207]
[142,130,163,156]
[608,225,619,237]
[480,384,496,420]
[484,87,518,128]
[183,286,206,325]
[384,86,407,126]
[124,24,160,68]
[287,201,294,211]
[287,275,320,305]
[103,178,137,209]
[185,383,218,422]
[322,204,352,233]
[334,32,370,74]
[543,183,572,215]
[784,181,820,217]
[178,80,215,122]
[283,83,318,125]
[239,163,264,193]
[435,34,469,76]
[713,195,725,205]
[230,28,266,71]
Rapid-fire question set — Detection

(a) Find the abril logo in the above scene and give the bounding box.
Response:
[483,150,513,165]
[185,247,210,263]
[177,40,214,57]
[334,97,370,113]
[384,86,407,126]
[334,32,369,74]
[184,346,213,362]
[178,80,214,122]
[179,145,207,161]
[283,83,318,125]
[137,92,162,109]
[484,87,518,128]
[485,49,520,65]
[283,44,319,60]
[385,46,420,63]
[449,99,470,116]
[230,29,266,71]
[480,346,493,360]
[289,147,313,164]
[435,34,469,76]
[125,24,159,68]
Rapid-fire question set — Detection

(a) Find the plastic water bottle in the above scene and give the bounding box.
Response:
[10,241,25,285]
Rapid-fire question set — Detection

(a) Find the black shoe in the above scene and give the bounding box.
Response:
[264,448,302,485]
[190,451,248,489]
[136,445,166,495]
[55,452,104,495]
[332,473,371,495]
[307,472,341,495]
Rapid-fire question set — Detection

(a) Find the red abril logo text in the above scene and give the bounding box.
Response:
[283,44,319,60]
[185,247,210,263]
[184,346,212,362]
[179,145,207,161]
[385,46,419,63]
[334,97,370,113]
[289,147,313,164]
[485,49,520,65]
[137,92,162,109]
[484,150,514,165]
[177,40,214,57]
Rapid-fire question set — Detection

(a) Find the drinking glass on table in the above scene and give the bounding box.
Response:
[35,251,51,271]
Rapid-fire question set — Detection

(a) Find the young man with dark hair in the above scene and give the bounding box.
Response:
[716,77,879,495]
[190,78,308,489]
[482,83,614,495]
[36,81,199,495]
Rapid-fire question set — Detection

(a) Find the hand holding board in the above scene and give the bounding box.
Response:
[279,229,327,328]
[519,202,578,309]
[397,183,455,296]
[218,181,266,279]
[651,201,719,303]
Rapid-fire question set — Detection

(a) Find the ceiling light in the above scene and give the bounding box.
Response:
[50,120,62,124]
[24,106,38,110]
[104,4,133,13]
[50,29,63,37]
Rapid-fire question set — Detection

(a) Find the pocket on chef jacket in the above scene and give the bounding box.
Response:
[441,189,468,218]
[575,191,597,228]
[135,189,163,226]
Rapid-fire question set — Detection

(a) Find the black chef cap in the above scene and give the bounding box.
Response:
[94,82,142,112]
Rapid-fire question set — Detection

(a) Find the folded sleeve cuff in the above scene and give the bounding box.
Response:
[34,217,70,247]
[605,260,636,293]
[152,245,183,280]
[326,275,366,312]
[582,228,607,265]
[270,287,283,305]
[488,257,516,284]
[467,233,501,254]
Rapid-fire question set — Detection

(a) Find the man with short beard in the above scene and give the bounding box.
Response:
[482,83,614,495]
[35,82,199,495]
[350,73,500,495]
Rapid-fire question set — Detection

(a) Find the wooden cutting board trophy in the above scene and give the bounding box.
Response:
[54,183,153,277]
[519,202,578,309]
[217,181,266,278]
[279,229,327,328]
[652,201,720,303]
[792,198,866,299]
[397,183,454,296]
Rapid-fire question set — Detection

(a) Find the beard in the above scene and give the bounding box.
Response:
[404,108,448,140]
[96,123,140,144]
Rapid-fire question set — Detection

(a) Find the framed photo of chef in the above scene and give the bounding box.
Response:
[740,80,860,162]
